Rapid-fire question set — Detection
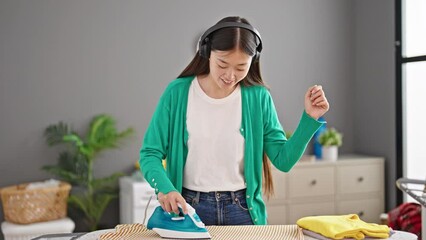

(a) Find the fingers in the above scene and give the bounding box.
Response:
[170,201,180,214]
[177,197,188,215]
[313,96,330,112]
[312,95,327,106]
[306,85,322,100]
[305,85,318,99]
[158,191,187,214]
[157,192,170,212]
[308,85,326,105]
[304,84,330,119]
[309,85,322,98]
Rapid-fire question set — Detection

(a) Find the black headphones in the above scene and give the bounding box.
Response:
[198,22,263,62]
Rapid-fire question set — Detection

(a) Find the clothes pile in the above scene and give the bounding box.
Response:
[387,202,422,239]
[297,214,391,240]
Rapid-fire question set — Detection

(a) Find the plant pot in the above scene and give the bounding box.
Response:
[321,146,338,161]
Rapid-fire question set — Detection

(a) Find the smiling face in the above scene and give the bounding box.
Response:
[203,49,252,97]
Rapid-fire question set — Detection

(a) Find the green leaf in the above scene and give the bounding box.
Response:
[117,127,135,139]
[318,127,343,147]
[42,151,91,186]
[79,145,94,159]
[57,151,77,171]
[91,194,117,224]
[92,172,124,192]
[87,114,135,153]
[42,165,83,185]
[68,195,90,217]
[88,115,115,148]
[70,192,116,231]
[44,122,71,146]
[63,134,84,147]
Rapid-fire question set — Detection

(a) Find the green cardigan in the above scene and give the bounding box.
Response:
[139,76,324,224]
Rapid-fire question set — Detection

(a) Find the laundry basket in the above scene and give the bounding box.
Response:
[0,181,71,224]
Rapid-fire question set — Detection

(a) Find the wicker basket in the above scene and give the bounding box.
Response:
[0,181,71,224]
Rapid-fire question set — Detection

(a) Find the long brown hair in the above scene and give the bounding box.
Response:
[178,16,274,198]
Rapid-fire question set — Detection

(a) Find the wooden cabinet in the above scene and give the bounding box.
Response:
[264,155,385,224]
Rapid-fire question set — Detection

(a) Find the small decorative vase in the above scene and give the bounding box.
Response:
[322,146,338,161]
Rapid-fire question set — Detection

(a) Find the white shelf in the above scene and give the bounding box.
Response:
[119,176,159,225]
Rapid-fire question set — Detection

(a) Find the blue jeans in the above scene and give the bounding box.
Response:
[182,188,254,226]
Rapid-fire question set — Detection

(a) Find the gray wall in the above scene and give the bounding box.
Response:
[0,0,395,233]
[354,1,396,210]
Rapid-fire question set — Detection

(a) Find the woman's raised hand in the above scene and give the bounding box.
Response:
[304,85,330,120]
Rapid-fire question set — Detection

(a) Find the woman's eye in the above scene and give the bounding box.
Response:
[218,65,226,69]
[237,69,245,71]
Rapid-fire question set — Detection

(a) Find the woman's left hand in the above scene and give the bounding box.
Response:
[304,85,330,120]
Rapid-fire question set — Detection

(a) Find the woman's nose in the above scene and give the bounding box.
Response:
[225,69,236,80]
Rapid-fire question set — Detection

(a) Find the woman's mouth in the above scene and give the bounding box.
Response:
[221,78,234,85]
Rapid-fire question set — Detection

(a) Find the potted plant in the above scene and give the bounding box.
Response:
[42,114,134,231]
[318,127,343,161]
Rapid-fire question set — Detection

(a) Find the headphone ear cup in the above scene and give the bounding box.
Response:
[253,51,260,62]
[198,38,210,59]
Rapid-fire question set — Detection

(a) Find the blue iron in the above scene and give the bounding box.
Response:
[147,202,211,239]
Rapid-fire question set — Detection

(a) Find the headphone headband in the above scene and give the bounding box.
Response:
[198,21,263,60]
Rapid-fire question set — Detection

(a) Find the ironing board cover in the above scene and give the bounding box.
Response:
[98,223,304,240]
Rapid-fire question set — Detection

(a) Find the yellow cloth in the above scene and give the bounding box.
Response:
[296,214,390,240]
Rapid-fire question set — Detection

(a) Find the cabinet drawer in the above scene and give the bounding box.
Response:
[288,167,335,198]
[266,205,286,225]
[271,167,287,200]
[337,164,383,194]
[288,201,335,224]
[133,182,156,207]
[337,198,383,223]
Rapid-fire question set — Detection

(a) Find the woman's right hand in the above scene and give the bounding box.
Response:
[157,191,188,215]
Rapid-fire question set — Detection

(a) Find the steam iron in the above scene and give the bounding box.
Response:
[147,202,211,239]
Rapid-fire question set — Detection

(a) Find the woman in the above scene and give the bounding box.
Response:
[139,16,329,225]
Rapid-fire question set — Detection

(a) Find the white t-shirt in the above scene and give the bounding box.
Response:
[183,77,246,192]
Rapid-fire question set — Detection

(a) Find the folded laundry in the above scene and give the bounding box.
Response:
[297,214,390,240]
[302,229,395,240]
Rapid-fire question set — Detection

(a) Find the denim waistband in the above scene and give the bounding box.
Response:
[182,187,246,204]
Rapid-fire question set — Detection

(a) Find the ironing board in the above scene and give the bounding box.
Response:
[56,224,415,240]
[95,225,304,240]
[78,225,304,240]
[32,226,418,240]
